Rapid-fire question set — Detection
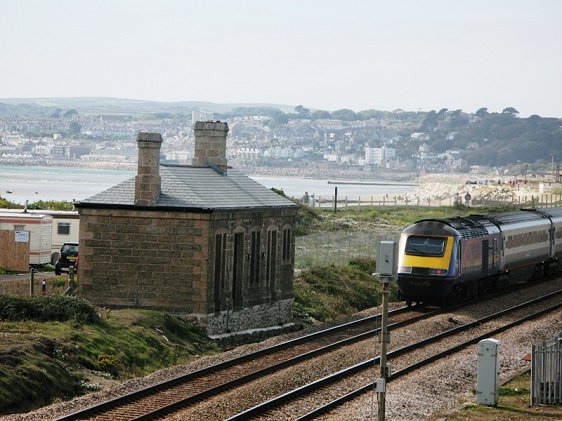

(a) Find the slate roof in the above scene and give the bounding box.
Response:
[77,165,297,211]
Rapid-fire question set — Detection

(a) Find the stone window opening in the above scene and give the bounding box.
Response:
[214,233,227,312]
[282,227,292,263]
[267,230,278,300]
[232,232,244,310]
[249,231,261,286]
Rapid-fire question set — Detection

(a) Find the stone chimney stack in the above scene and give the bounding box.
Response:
[134,132,162,206]
[193,121,229,174]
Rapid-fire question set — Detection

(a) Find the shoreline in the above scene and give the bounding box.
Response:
[0,158,414,183]
[1,158,551,206]
[327,180,419,187]
[0,158,137,172]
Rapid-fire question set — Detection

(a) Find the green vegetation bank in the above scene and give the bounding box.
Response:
[0,200,516,415]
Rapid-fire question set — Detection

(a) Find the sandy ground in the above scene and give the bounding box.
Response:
[308,173,554,207]
[401,173,556,206]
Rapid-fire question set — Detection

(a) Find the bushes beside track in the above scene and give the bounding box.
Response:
[293,257,400,324]
[0,295,99,324]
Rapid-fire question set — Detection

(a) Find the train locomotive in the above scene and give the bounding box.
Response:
[397,206,562,305]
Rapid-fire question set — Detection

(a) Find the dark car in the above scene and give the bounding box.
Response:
[55,242,79,275]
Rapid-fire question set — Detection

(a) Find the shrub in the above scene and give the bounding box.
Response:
[26,200,74,211]
[98,354,119,376]
[0,196,22,209]
[294,262,381,323]
[49,277,67,288]
[349,257,376,274]
[499,386,529,396]
[0,266,17,275]
[295,205,323,235]
[0,295,99,324]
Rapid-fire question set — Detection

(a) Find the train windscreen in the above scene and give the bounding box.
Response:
[405,236,447,257]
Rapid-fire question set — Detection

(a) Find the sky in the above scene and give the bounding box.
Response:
[1,0,561,117]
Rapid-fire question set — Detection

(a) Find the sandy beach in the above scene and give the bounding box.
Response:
[306,172,560,208]
[400,173,559,207]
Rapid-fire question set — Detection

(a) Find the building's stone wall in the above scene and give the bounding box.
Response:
[78,208,210,314]
[207,208,297,332]
[78,206,297,335]
[206,298,294,336]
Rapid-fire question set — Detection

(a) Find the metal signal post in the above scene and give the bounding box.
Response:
[375,241,397,421]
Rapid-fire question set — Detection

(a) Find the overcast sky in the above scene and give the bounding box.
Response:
[1,0,561,117]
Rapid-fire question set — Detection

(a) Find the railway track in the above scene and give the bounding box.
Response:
[54,277,561,420]
[226,288,562,420]
[55,305,437,420]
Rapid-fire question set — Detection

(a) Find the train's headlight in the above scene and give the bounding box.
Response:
[398,266,412,273]
[429,268,448,276]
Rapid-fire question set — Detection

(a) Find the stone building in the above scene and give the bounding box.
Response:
[75,122,298,335]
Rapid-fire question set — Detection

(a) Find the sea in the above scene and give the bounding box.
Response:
[0,164,416,205]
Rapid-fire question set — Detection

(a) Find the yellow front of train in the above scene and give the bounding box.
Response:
[396,220,460,305]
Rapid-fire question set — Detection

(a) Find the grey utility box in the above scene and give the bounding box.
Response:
[376,240,397,279]
[476,338,501,406]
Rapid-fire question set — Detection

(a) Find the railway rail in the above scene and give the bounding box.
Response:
[55,305,437,420]
[227,289,562,420]
[54,278,561,420]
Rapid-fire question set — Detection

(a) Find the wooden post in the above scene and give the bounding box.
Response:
[30,267,35,296]
[68,266,75,292]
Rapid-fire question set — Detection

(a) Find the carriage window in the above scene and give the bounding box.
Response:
[58,223,71,235]
[405,236,446,257]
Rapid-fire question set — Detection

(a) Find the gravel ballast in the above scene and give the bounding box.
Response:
[4,280,562,421]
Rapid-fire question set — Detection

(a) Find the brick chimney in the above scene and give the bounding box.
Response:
[134,132,162,206]
[192,121,229,174]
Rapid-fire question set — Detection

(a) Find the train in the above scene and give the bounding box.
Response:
[396,206,562,305]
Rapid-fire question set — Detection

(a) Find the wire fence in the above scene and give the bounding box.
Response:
[531,332,562,405]
[294,191,562,269]
[291,192,562,209]
[295,229,401,269]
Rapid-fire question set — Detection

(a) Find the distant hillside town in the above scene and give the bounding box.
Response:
[0,100,561,180]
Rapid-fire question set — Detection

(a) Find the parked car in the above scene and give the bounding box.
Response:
[54,242,79,275]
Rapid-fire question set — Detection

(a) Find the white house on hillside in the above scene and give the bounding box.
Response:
[364,146,396,166]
